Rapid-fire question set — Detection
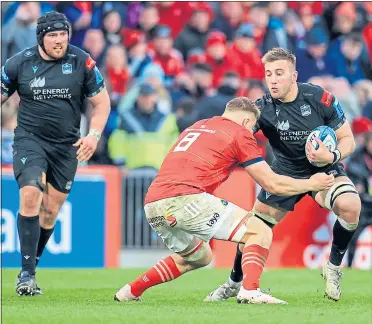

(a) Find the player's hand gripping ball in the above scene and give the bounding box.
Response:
[305,126,338,167]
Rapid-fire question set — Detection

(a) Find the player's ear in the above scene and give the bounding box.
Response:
[292,71,298,83]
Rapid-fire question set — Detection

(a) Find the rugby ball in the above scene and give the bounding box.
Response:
[306,126,338,167]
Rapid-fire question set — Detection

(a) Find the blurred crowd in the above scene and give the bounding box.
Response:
[1,1,372,173]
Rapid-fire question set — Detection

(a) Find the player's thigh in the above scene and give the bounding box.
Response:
[46,145,78,194]
[41,182,69,224]
[13,131,48,192]
[313,175,360,218]
[145,201,197,254]
[256,188,298,219]
[252,198,288,224]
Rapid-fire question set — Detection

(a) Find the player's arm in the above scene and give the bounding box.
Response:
[234,130,334,196]
[73,56,111,162]
[87,87,111,135]
[244,160,334,196]
[1,59,19,105]
[316,88,355,164]
[83,56,111,137]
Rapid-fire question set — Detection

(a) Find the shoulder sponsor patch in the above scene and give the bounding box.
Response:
[24,50,35,57]
[85,56,96,70]
[1,66,10,84]
[320,90,333,108]
[333,97,344,118]
[94,66,103,84]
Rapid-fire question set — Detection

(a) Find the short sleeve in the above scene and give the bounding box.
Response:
[234,129,263,167]
[315,87,346,131]
[1,57,19,97]
[83,55,105,98]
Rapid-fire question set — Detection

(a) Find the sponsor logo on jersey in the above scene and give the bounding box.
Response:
[302,92,314,97]
[265,191,271,199]
[206,213,220,227]
[276,120,290,131]
[24,51,35,57]
[32,66,38,74]
[62,63,72,74]
[165,214,177,227]
[85,56,96,70]
[1,82,9,92]
[300,104,311,117]
[333,98,344,118]
[94,66,103,84]
[2,66,10,84]
[29,77,45,88]
[320,90,333,108]
[65,181,73,190]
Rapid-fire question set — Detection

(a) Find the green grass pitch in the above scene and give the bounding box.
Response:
[2,268,372,324]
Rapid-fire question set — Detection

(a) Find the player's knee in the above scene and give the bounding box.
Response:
[334,195,361,225]
[241,215,273,249]
[20,187,42,215]
[179,242,212,270]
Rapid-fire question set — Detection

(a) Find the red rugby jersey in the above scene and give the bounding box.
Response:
[145,116,263,204]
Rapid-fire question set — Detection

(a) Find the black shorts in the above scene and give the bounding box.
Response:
[257,162,347,211]
[12,129,78,193]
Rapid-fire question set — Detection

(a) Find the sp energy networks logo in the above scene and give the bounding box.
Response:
[30,76,72,100]
[30,76,45,88]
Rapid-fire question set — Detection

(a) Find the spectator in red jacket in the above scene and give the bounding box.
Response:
[104,45,130,106]
[149,25,184,88]
[156,2,195,39]
[199,31,233,88]
[226,24,265,81]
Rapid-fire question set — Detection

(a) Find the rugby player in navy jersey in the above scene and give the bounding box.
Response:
[1,11,110,296]
[205,48,360,303]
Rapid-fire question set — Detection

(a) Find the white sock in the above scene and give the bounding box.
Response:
[328,261,340,269]
[228,277,241,288]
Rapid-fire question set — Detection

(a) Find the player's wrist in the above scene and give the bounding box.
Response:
[331,149,341,165]
[88,128,101,141]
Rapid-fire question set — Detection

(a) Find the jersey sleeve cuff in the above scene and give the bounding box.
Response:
[86,84,105,98]
[329,116,346,132]
[240,157,264,167]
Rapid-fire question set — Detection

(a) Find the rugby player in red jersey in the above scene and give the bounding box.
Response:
[114,97,334,303]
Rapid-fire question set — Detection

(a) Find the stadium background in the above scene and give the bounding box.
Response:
[1,1,372,270]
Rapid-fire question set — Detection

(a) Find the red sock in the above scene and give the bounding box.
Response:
[129,256,182,296]
[242,244,269,290]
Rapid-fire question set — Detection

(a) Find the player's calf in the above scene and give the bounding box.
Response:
[115,241,212,302]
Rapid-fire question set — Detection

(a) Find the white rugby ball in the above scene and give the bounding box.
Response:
[306,126,338,167]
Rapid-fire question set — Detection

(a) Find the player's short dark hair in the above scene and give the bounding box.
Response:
[262,48,296,67]
[225,97,260,119]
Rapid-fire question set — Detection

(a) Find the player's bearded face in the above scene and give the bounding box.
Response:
[264,60,295,100]
[43,30,69,59]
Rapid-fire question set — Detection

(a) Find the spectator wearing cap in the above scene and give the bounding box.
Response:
[211,2,245,41]
[148,25,184,88]
[296,28,336,82]
[352,117,372,148]
[122,28,165,84]
[136,4,159,42]
[226,24,265,82]
[328,33,371,84]
[174,3,214,60]
[198,31,234,88]
[156,2,195,39]
[108,83,179,171]
[196,72,241,120]
[172,63,213,107]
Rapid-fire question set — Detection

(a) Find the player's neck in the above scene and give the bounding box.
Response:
[279,83,299,103]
